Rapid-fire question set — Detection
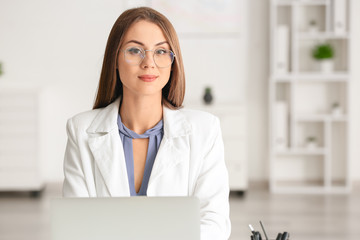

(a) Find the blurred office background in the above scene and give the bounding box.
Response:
[0,0,359,239]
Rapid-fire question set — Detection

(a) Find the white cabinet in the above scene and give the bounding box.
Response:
[0,83,44,194]
[269,0,352,193]
[186,103,248,193]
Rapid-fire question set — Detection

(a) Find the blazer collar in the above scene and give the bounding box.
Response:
[163,106,192,138]
[86,98,120,134]
[86,97,192,138]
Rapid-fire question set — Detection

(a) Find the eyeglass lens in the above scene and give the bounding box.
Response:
[124,47,175,68]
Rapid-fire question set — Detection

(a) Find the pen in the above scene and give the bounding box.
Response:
[259,221,269,240]
[276,233,282,240]
[249,224,255,234]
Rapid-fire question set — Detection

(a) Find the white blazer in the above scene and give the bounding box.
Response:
[63,98,231,240]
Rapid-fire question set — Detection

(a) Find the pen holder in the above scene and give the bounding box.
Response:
[249,222,290,240]
[251,238,277,240]
[250,236,290,240]
[250,234,290,240]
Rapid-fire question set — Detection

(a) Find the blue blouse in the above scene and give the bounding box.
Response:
[117,114,163,196]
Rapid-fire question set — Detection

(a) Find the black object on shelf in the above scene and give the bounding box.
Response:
[203,87,213,104]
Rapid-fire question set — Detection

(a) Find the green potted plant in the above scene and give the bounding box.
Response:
[312,43,335,73]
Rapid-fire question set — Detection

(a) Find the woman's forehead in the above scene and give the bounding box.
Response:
[123,20,167,46]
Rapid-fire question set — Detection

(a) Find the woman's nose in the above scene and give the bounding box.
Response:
[140,51,156,68]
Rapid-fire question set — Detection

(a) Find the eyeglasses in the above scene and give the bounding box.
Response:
[122,46,176,68]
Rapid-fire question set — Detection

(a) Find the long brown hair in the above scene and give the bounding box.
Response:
[93,7,185,110]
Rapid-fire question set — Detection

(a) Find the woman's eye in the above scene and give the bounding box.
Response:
[155,49,167,55]
[127,47,142,55]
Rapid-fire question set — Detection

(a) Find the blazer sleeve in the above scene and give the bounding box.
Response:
[194,117,231,240]
[62,118,89,197]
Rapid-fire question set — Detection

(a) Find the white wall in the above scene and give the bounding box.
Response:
[0,0,247,182]
[247,0,270,181]
[0,0,359,184]
[0,0,127,181]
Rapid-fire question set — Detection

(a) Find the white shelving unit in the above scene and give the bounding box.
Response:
[269,0,351,194]
[0,83,44,196]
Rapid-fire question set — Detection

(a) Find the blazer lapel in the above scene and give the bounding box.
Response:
[148,106,192,189]
[87,98,130,196]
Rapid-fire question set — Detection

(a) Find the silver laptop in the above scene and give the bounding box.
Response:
[51,197,200,240]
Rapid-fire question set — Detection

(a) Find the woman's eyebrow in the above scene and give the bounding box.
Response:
[124,40,169,46]
[155,41,169,46]
[125,40,144,46]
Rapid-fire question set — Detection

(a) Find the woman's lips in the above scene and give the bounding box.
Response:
[138,75,158,82]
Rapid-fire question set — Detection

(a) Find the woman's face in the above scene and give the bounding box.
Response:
[117,20,172,98]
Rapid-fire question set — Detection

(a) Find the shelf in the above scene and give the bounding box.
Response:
[276,0,295,6]
[296,114,348,122]
[296,0,328,6]
[298,32,350,40]
[275,148,327,155]
[271,73,349,81]
[277,0,327,6]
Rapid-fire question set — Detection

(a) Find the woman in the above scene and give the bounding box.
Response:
[63,7,231,239]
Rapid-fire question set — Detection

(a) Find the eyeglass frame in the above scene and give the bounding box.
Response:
[120,46,176,68]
